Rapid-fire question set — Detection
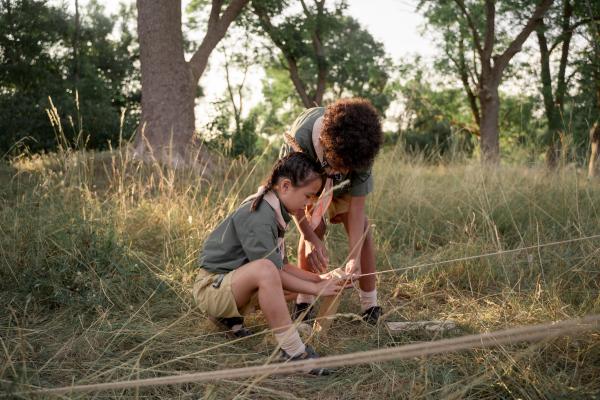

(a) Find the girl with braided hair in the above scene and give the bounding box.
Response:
[193,152,345,374]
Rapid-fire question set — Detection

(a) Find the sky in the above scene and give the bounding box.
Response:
[66,0,438,125]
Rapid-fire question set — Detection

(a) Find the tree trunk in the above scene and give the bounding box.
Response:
[457,37,480,127]
[537,24,561,167]
[478,80,500,164]
[135,0,249,166]
[538,0,573,168]
[455,0,552,164]
[136,0,196,165]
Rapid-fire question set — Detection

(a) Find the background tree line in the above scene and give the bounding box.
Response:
[1,0,598,172]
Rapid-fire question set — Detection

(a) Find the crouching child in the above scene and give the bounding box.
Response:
[193,152,346,375]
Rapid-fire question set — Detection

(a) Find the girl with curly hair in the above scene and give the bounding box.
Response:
[281,98,384,325]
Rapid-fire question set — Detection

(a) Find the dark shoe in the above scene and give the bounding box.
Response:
[291,302,315,323]
[280,345,330,376]
[209,316,253,339]
[361,306,382,325]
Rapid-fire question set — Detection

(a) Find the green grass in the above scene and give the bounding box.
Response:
[1,143,599,399]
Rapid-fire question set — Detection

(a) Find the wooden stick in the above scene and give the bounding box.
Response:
[313,294,343,335]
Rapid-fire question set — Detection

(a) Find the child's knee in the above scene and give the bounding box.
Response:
[254,259,280,282]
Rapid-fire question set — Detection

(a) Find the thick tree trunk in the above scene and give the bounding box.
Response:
[136,0,196,165]
[478,81,500,164]
[135,0,249,166]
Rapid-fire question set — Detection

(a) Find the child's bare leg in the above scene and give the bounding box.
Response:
[359,223,376,291]
[340,214,376,289]
[231,259,307,356]
[230,259,292,333]
[341,214,379,319]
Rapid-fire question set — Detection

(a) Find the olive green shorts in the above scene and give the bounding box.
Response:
[192,268,258,318]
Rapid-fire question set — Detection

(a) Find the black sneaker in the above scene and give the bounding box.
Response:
[361,306,382,325]
[279,344,330,376]
[291,302,315,323]
[209,316,253,339]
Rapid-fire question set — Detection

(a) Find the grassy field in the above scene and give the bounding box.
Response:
[1,143,599,399]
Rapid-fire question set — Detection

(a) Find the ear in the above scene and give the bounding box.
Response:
[279,178,292,193]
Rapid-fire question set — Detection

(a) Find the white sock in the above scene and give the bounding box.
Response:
[359,289,378,312]
[296,293,315,304]
[274,329,306,357]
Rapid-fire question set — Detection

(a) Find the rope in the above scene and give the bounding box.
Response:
[355,233,600,279]
[26,314,600,396]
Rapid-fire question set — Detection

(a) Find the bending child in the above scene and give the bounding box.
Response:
[193,152,345,374]
[280,98,384,325]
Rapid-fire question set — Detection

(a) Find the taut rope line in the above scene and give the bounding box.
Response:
[356,233,600,279]
[26,314,600,396]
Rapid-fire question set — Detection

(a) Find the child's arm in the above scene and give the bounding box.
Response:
[292,213,329,273]
[279,269,343,297]
[282,263,321,282]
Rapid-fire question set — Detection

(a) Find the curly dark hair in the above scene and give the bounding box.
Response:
[320,98,383,171]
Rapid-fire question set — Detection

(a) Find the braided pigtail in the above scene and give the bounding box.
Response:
[250,152,325,213]
[251,162,280,211]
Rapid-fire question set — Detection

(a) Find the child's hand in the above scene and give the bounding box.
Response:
[320,267,359,282]
[314,276,346,297]
[344,259,360,275]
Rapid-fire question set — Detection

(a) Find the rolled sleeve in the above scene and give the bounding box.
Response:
[238,223,284,269]
[349,170,373,197]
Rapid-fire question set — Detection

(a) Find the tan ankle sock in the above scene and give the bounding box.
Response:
[274,329,305,357]
[296,294,315,304]
[359,288,378,312]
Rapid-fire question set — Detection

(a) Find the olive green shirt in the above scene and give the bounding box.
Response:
[280,107,374,197]
[198,198,291,274]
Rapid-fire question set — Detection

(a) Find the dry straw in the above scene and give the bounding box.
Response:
[26,314,600,396]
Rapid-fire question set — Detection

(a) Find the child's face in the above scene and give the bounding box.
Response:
[276,177,322,214]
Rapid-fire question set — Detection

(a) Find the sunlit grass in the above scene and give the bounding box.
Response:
[1,139,599,399]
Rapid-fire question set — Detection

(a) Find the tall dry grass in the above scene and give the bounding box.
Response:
[1,137,599,399]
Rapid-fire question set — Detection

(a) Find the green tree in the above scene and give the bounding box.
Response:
[392,61,475,158]
[419,0,553,164]
[251,0,393,112]
[203,31,260,158]
[0,0,139,155]
[578,0,600,176]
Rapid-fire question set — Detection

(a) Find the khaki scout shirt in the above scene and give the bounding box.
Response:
[280,107,374,197]
[198,198,291,274]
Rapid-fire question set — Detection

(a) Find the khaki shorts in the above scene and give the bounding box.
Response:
[328,194,351,224]
[192,268,258,318]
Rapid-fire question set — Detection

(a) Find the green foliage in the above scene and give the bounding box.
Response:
[250,0,393,112]
[203,99,259,159]
[0,0,139,156]
[568,1,600,160]
[390,62,475,159]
